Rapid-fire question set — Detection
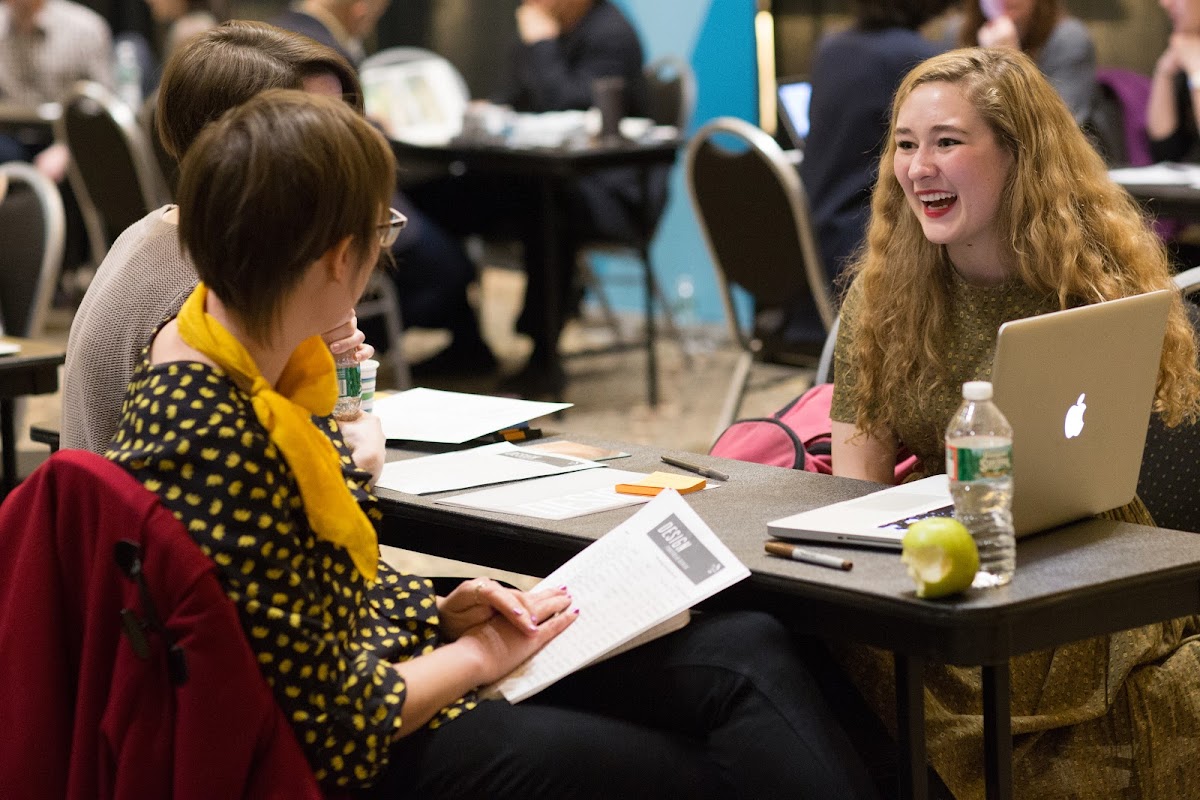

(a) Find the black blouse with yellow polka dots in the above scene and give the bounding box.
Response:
[107,357,478,789]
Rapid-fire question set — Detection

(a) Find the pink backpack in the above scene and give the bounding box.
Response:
[709,383,918,479]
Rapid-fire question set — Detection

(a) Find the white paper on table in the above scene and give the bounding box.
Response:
[371,387,571,443]
[1109,163,1200,187]
[375,441,602,495]
[435,468,654,519]
[489,489,750,703]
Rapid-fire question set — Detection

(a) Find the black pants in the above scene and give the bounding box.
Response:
[385,189,486,350]
[407,168,659,360]
[363,611,880,800]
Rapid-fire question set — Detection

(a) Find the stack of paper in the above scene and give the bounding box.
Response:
[488,489,749,703]
[375,441,602,495]
[371,387,570,444]
[436,467,653,519]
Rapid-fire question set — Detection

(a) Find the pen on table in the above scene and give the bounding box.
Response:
[764,541,853,571]
[660,455,730,482]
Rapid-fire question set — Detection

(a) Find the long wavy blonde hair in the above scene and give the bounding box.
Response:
[843,48,1200,436]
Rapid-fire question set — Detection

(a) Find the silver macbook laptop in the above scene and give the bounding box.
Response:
[768,290,1173,549]
[777,77,812,151]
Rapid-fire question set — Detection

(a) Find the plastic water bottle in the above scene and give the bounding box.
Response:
[946,381,1015,587]
[333,352,362,421]
[114,40,143,111]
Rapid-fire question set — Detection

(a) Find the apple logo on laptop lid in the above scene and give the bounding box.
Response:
[1064,393,1087,439]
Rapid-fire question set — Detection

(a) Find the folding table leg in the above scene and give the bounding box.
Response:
[895,654,928,800]
[639,166,658,408]
[982,662,1013,800]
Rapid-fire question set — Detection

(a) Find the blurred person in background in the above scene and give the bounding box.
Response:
[0,0,112,181]
[1148,0,1200,163]
[793,0,953,357]
[272,0,499,378]
[944,0,1096,124]
[407,0,658,396]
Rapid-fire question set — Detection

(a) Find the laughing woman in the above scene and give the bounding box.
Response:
[831,48,1200,798]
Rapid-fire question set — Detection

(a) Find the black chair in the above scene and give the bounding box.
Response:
[0,161,65,338]
[1137,279,1200,533]
[53,81,170,263]
[686,116,836,437]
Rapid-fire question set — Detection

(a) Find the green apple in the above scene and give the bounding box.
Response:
[901,518,979,599]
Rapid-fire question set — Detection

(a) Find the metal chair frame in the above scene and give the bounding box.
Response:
[54,81,170,265]
[0,161,65,338]
[686,116,835,440]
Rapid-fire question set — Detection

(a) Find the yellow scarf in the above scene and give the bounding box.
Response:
[177,284,378,582]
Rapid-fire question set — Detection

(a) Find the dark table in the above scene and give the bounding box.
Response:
[1112,174,1200,224]
[0,337,65,494]
[389,136,681,406]
[375,437,1200,800]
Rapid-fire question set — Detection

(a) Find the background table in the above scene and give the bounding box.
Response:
[1114,179,1200,224]
[376,437,1200,800]
[0,337,65,494]
[390,136,680,405]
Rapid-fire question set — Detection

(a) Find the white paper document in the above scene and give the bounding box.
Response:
[376,442,602,495]
[1109,163,1200,187]
[489,489,750,703]
[371,387,571,443]
[436,468,654,519]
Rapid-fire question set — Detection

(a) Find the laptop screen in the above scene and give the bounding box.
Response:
[776,78,812,150]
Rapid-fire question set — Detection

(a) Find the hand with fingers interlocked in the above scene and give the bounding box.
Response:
[437,578,572,642]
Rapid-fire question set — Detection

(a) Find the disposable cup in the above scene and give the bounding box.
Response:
[360,358,379,413]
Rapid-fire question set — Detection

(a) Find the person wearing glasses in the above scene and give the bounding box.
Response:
[107,86,880,800]
[62,22,375,457]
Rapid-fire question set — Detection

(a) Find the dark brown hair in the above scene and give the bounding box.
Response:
[854,0,957,31]
[157,20,362,160]
[176,89,395,343]
[956,0,1062,57]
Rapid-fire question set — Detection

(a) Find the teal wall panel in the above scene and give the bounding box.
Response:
[593,0,758,324]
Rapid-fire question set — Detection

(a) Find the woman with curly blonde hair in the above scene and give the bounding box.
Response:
[832,46,1200,484]
[831,47,1200,799]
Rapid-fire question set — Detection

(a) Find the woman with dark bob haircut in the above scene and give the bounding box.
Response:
[106,88,880,799]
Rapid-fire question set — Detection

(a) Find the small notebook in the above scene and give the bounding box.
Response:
[615,471,705,496]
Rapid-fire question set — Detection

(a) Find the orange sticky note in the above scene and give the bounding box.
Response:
[614,471,706,496]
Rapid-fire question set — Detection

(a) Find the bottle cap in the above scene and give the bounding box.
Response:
[962,380,993,401]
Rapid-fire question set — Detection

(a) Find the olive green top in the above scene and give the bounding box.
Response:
[829,271,1200,798]
[830,269,1058,474]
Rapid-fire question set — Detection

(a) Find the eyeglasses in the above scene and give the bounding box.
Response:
[377,207,407,248]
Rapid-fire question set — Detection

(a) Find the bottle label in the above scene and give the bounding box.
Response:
[947,443,1012,481]
[336,364,361,399]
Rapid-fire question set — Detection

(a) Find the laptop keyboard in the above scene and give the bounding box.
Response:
[876,504,955,533]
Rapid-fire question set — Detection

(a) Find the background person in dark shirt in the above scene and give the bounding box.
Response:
[272,0,498,377]
[496,0,656,394]
[410,0,662,396]
[785,0,951,358]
